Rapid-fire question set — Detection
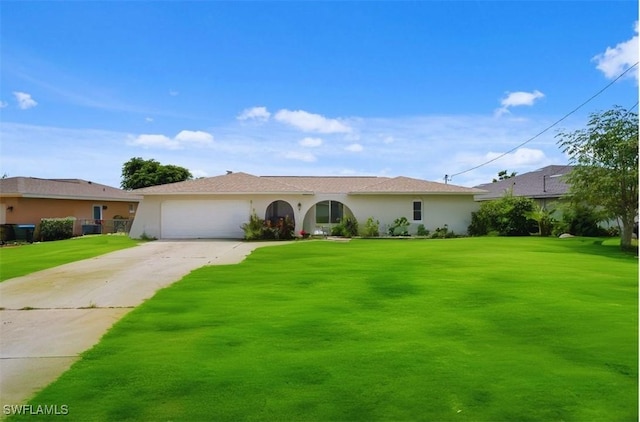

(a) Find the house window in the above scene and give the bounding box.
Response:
[412,200,422,221]
[315,200,344,224]
[316,201,330,224]
[129,204,136,214]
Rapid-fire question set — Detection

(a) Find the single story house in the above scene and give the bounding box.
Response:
[0,177,141,237]
[129,171,484,239]
[473,165,574,208]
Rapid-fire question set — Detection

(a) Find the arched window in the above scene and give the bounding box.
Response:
[315,200,344,224]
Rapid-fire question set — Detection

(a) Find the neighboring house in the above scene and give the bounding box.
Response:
[129,171,484,239]
[474,165,574,209]
[0,177,141,237]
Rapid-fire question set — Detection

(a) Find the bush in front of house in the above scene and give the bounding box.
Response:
[551,203,609,237]
[362,217,380,237]
[388,217,410,236]
[429,225,456,239]
[265,216,295,240]
[241,213,264,240]
[468,194,536,236]
[331,216,359,238]
[241,213,295,240]
[40,217,75,241]
[417,224,430,237]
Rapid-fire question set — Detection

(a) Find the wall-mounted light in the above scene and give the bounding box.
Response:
[297,202,301,211]
[102,205,108,210]
[6,206,14,212]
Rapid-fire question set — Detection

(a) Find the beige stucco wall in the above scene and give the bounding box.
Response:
[0,197,138,235]
[129,193,480,239]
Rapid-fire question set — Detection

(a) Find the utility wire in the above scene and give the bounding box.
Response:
[446,61,639,182]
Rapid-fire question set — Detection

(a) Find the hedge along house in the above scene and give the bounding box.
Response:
[129,172,484,239]
[0,177,141,238]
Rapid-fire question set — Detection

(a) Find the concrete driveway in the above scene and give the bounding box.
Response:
[0,240,285,406]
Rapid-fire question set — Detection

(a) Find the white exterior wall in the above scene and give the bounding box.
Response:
[129,194,312,239]
[347,194,479,235]
[129,196,163,239]
[130,192,480,239]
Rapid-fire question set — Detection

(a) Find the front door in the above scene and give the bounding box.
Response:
[93,205,103,223]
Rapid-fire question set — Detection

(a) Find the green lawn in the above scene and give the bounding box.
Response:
[16,237,638,421]
[0,235,141,281]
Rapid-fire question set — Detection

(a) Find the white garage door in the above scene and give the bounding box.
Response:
[161,200,250,239]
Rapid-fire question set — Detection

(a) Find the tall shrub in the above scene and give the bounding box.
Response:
[552,203,607,237]
[40,217,75,241]
[241,213,264,240]
[468,194,536,236]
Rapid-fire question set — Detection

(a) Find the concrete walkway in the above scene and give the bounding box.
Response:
[0,240,285,406]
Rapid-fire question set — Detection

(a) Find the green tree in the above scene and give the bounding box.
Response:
[121,157,193,190]
[557,106,638,250]
[492,170,517,183]
[526,204,555,237]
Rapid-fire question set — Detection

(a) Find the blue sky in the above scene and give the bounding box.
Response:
[1,1,637,188]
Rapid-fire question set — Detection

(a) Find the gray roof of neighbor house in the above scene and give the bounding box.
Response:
[134,171,485,195]
[473,165,574,201]
[0,177,141,201]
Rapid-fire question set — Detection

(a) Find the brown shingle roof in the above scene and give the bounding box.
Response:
[134,172,481,195]
[350,176,485,195]
[261,176,386,194]
[474,165,573,201]
[0,177,140,201]
[135,172,311,194]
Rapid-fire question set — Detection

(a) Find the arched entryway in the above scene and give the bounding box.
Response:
[265,200,295,226]
[302,200,354,234]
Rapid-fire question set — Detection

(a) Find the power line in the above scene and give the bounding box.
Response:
[446,61,639,182]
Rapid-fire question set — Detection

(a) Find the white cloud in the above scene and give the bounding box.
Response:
[128,130,214,150]
[484,147,547,167]
[175,130,214,145]
[191,169,209,178]
[345,143,364,152]
[2,112,572,190]
[145,117,154,122]
[495,90,544,116]
[284,151,317,162]
[0,101,7,108]
[169,90,179,96]
[13,92,38,110]
[299,137,323,147]
[593,21,639,83]
[129,134,180,149]
[274,109,352,133]
[237,106,271,122]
